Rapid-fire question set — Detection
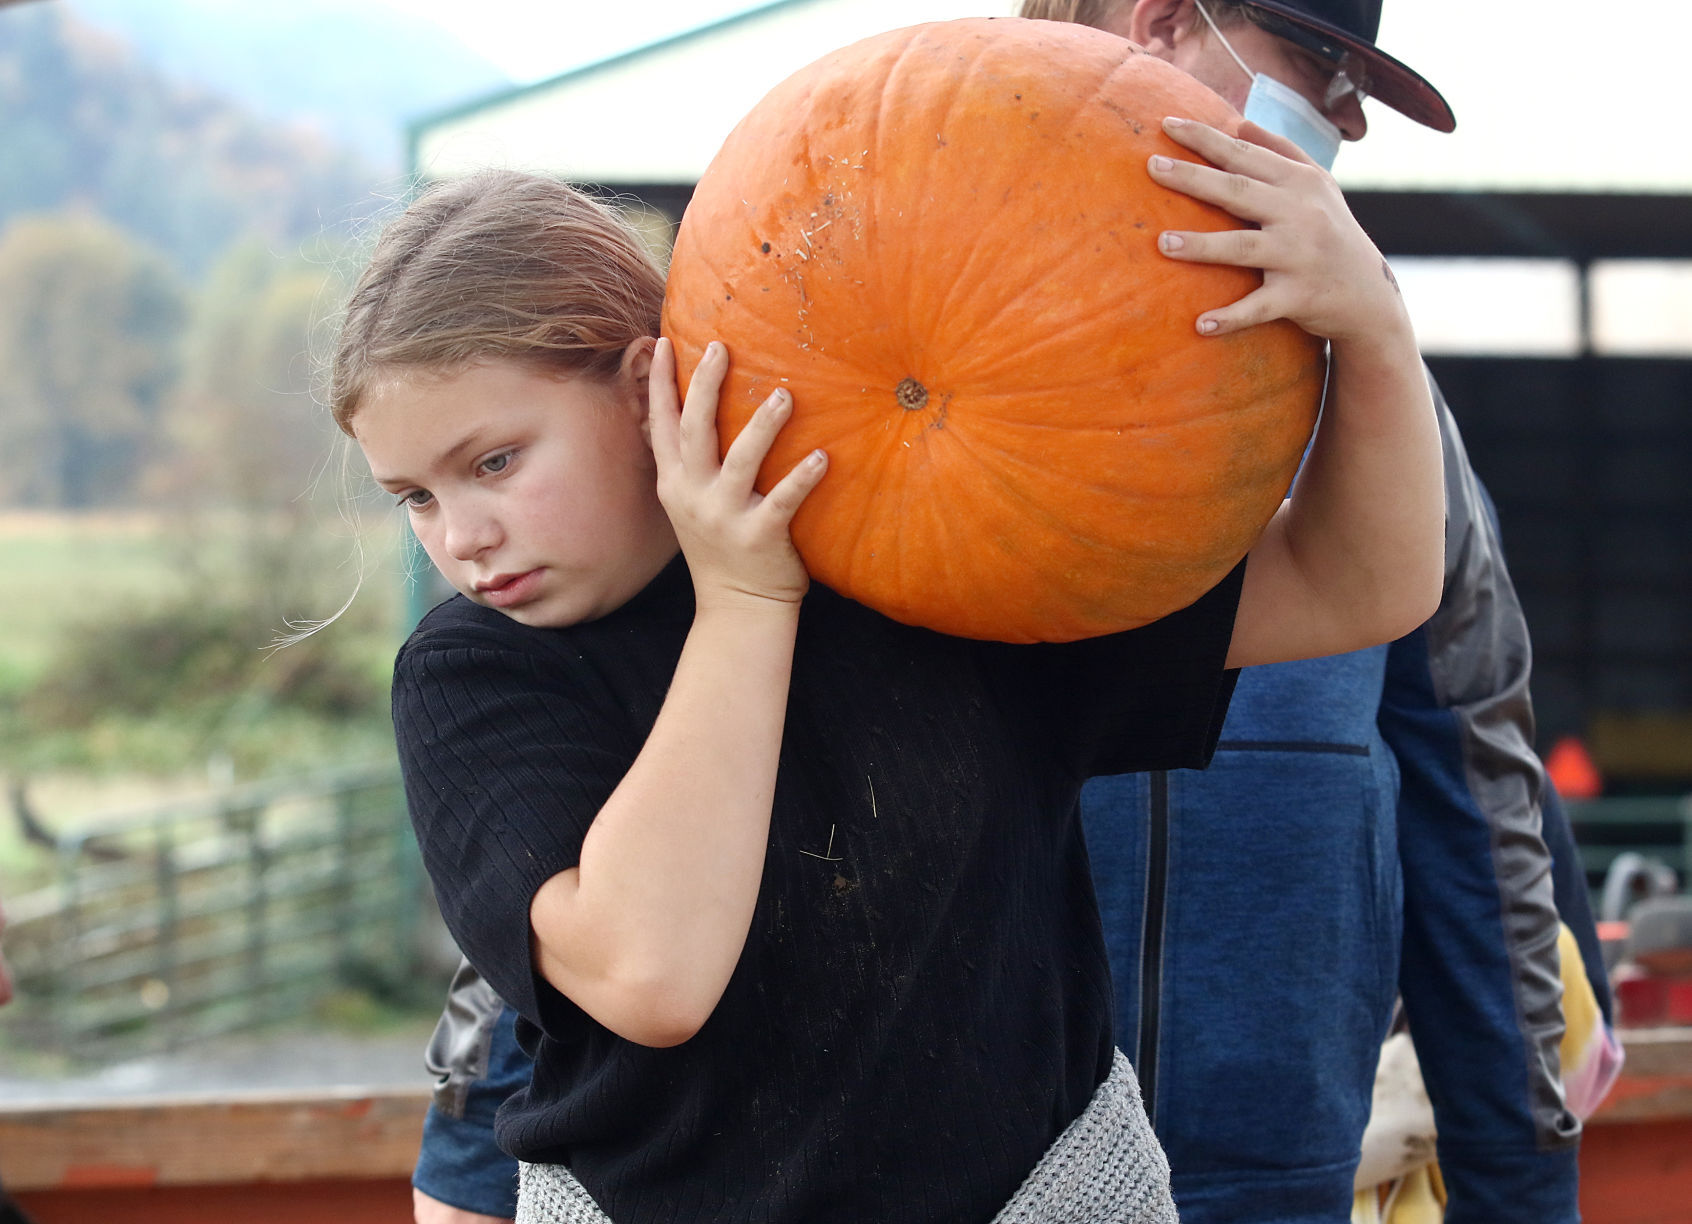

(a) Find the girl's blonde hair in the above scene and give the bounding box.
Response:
[329,170,667,436]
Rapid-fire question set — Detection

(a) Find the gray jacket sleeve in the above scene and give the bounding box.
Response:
[424,955,512,1118]
[1380,371,1581,1221]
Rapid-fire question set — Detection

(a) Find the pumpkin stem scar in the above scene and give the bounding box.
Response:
[895,377,929,412]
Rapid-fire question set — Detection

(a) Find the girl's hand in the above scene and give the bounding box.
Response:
[648,337,827,612]
[1148,116,1410,346]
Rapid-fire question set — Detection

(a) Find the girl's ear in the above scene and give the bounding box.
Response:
[620,335,657,386]
[619,336,659,441]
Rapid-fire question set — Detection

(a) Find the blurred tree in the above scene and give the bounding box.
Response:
[0,212,186,507]
[0,4,378,277]
[157,236,364,627]
[169,237,341,505]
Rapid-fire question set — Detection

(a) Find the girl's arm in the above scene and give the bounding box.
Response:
[528,340,826,1047]
[1149,116,1444,670]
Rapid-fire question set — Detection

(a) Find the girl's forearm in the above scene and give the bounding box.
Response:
[529,600,800,1046]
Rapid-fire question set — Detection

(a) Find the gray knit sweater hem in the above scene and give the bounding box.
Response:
[515,1048,1176,1223]
[991,1049,1176,1223]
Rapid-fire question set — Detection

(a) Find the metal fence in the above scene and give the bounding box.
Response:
[1,763,423,1056]
[1,764,1682,1057]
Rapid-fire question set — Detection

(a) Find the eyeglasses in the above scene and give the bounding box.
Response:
[1319,52,1371,113]
[1238,6,1372,115]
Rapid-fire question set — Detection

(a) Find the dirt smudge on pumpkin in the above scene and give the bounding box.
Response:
[766,181,867,356]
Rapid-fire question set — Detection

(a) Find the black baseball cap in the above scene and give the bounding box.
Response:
[1240,0,1456,132]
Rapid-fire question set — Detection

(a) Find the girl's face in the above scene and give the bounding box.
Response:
[355,355,679,629]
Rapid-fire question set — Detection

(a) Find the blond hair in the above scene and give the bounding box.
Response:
[329,170,666,435]
[1016,0,1251,31]
[1016,0,1122,23]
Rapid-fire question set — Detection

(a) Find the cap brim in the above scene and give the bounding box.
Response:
[1244,1,1456,133]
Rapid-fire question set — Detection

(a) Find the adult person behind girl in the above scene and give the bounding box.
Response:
[347,75,1442,1222]
[1022,3,1613,1222]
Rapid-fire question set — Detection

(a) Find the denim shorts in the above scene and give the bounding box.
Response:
[412,1002,526,1217]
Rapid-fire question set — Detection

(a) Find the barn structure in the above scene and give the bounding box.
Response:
[410,0,1692,792]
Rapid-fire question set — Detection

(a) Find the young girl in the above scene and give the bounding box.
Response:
[336,110,1439,1223]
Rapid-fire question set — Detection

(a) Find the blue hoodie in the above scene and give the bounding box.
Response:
[1081,380,1593,1224]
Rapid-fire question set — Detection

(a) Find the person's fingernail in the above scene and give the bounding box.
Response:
[1150,155,1174,172]
[1160,232,1185,252]
[1198,317,1220,335]
[808,449,827,467]
[1164,116,1187,128]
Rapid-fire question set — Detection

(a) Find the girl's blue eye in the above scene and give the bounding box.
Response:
[481,450,516,475]
[398,489,433,510]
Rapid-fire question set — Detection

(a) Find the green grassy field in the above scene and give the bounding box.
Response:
[0,514,184,694]
[0,510,410,889]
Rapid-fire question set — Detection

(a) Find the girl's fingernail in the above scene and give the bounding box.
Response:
[1160,232,1185,252]
[1150,155,1174,172]
[808,449,826,467]
[1198,317,1220,335]
[1164,116,1187,128]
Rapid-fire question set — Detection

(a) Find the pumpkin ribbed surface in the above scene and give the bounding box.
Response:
[661,17,1326,643]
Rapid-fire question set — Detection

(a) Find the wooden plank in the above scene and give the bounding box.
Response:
[0,1088,431,1191]
[1612,1027,1692,1077]
[1591,1027,1692,1125]
[0,1027,1681,1208]
[11,1177,414,1224]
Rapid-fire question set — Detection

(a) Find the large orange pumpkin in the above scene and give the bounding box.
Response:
[662,17,1326,643]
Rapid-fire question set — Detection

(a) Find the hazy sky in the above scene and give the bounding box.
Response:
[374,0,770,82]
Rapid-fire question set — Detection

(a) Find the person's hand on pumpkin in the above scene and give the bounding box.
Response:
[648,337,828,615]
[1147,116,1443,669]
[1146,115,1411,347]
[524,336,822,1048]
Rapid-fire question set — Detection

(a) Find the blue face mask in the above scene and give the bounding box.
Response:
[1194,1,1346,170]
[1241,73,1343,170]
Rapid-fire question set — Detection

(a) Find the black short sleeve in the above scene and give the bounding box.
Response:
[391,599,673,1027]
[1003,559,1245,777]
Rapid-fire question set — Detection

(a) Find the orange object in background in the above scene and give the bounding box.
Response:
[1546,735,1603,799]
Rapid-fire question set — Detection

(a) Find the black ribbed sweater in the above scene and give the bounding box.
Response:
[392,556,1240,1224]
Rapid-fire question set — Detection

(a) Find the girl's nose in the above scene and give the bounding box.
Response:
[443,505,501,561]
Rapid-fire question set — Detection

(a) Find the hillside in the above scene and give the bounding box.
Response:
[0,3,392,275]
[61,0,511,168]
